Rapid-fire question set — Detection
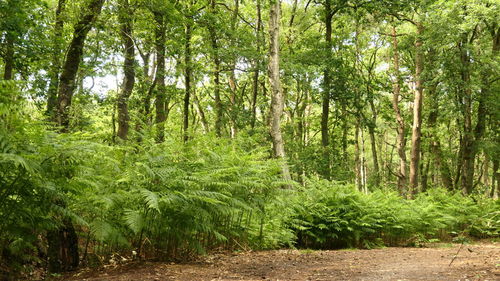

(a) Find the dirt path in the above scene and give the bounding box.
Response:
[66,243,499,281]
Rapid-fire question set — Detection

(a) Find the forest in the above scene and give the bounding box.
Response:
[0,0,499,279]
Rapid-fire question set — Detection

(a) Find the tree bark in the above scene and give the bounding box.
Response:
[228,0,240,138]
[3,33,14,80]
[193,88,209,134]
[320,0,333,179]
[390,26,407,196]
[46,0,66,118]
[458,33,474,194]
[268,0,291,183]
[153,11,166,142]
[116,0,135,140]
[56,0,106,131]
[251,0,263,130]
[207,0,222,137]
[409,22,424,196]
[183,20,192,143]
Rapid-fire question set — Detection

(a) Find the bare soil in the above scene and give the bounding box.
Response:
[63,242,499,281]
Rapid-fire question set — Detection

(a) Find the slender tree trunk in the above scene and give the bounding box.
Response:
[268,0,291,183]
[354,120,361,190]
[46,0,66,118]
[390,26,407,196]
[491,159,499,199]
[56,0,105,131]
[207,0,222,137]
[153,11,166,142]
[320,0,333,178]
[409,22,424,196]
[368,100,380,186]
[228,0,240,138]
[251,0,263,130]
[459,33,474,194]
[116,0,135,140]
[183,21,192,143]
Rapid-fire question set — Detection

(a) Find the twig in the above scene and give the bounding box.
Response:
[449,241,464,266]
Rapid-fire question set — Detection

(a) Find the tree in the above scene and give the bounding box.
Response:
[268,0,291,182]
[116,0,135,140]
[56,0,106,130]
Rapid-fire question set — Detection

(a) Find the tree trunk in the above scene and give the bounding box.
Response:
[459,33,474,194]
[3,34,14,80]
[251,0,263,130]
[207,0,222,137]
[46,0,66,118]
[46,0,66,117]
[390,26,407,196]
[153,11,166,143]
[228,0,240,138]
[56,0,105,131]
[47,218,79,273]
[116,0,135,140]
[183,21,192,143]
[193,88,209,134]
[320,0,333,179]
[268,0,291,183]
[368,102,380,187]
[409,22,424,196]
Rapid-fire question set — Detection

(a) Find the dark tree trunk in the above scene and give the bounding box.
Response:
[116,0,135,140]
[3,33,14,80]
[251,0,263,130]
[207,0,222,137]
[153,11,166,143]
[46,0,66,118]
[47,219,79,273]
[56,0,105,131]
[459,34,474,194]
[183,21,192,143]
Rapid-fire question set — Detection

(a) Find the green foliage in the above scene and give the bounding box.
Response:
[289,179,499,249]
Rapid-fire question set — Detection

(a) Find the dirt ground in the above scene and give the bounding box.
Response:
[63,242,499,281]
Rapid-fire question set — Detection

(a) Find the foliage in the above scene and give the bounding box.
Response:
[289,179,499,249]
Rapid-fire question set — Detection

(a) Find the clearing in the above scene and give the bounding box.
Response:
[64,242,499,281]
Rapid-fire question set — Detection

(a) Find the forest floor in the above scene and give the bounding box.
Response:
[61,242,499,281]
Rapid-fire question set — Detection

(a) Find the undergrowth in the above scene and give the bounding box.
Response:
[1,81,499,278]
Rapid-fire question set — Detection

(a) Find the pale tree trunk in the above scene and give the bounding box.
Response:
[390,26,407,196]
[409,22,424,197]
[268,0,291,183]
[368,99,380,186]
[116,0,135,140]
[3,34,14,80]
[152,11,167,142]
[46,0,66,118]
[354,121,361,190]
[56,0,105,131]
